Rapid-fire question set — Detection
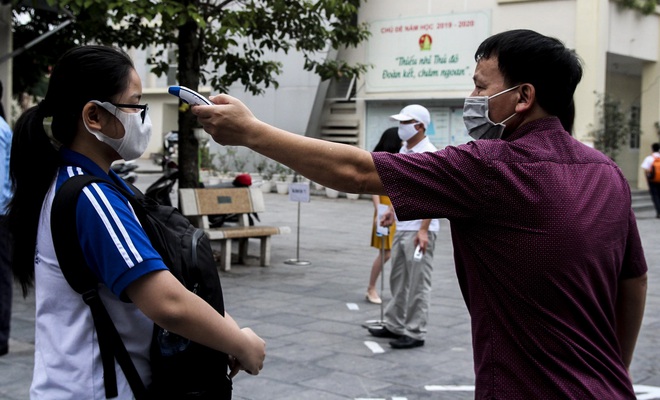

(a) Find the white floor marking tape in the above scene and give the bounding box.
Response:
[425,385,475,391]
[347,302,359,310]
[421,384,660,399]
[353,385,660,400]
[364,341,385,354]
[354,398,405,400]
[634,385,660,400]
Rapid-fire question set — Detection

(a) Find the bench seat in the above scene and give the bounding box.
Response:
[179,188,290,271]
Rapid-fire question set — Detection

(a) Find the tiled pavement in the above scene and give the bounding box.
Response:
[1,166,659,400]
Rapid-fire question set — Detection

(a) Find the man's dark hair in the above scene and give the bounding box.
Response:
[475,29,583,133]
[653,143,659,152]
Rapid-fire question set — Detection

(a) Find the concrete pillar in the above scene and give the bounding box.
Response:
[639,60,660,190]
[573,0,608,145]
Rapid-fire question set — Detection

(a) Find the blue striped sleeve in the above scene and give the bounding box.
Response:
[74,179,168,298]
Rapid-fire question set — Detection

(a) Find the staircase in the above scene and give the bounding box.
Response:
[632,189,655,213]
[319,102,359,146]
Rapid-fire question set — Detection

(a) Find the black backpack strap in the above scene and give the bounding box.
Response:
[51,174,148,400]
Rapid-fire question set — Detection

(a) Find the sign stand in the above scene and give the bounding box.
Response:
[362,204,390,328]
[284,181,311,266]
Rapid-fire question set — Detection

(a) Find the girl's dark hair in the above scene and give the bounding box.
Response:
[475,29,583,133]
[8,45,134,296]
[373,127,401,153]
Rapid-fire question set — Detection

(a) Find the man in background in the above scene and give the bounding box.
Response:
[640,142,660,218]
[368,105,439,349]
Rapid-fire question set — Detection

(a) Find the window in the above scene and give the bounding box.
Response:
[629,105,640,149]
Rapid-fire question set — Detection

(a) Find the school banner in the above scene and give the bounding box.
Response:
[366,11,490,93]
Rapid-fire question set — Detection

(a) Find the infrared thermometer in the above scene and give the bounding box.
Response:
[168,86,213,106]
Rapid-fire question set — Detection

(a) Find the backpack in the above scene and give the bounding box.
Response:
[648,155,660,184]
[51,174,232,400]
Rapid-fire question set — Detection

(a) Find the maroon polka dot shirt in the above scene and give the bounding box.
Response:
[373,117,647,399]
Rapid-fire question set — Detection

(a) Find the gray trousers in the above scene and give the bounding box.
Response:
[384,230,436,341]
[0,216,11,353]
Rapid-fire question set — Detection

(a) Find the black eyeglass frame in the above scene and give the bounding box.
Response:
[110,103,149,123]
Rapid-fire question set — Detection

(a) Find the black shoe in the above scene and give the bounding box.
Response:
[0,345,7,357]
[389,335,424,349]
[368,326,401,339]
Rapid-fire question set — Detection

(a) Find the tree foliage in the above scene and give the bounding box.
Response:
[617,0,658,15]
[10,0,371,188]
[590,92,631,161]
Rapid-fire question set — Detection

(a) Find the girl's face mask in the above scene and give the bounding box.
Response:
[463,85,519,140]
[84,100,152,161]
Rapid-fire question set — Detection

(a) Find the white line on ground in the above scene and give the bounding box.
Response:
[634,384,660,400]
[347,303,359,310]
[425,385,475,391]
[364,341,385,354]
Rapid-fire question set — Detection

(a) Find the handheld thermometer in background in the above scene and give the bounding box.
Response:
[168,86,213,106]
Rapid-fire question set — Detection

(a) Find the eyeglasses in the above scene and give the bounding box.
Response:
[110,103,149,123]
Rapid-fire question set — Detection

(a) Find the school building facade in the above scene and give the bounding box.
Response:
[1,0,660,190]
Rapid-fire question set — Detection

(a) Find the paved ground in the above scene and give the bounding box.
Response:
[1,164,659,400]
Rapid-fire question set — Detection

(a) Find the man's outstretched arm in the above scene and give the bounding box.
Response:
[193,94,386,195]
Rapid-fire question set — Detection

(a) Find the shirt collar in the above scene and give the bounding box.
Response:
[402,136,431,153]
[59,147,127,188]
[504,116,564,142]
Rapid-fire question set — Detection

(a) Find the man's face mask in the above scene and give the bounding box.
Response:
[84,100,152,161]
[398,122,419,141]
[463,85,520,140]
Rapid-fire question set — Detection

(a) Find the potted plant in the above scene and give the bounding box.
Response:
[274,164,290,194]
[254,154,269,179]
[325,187,339,198]
[199,144,220,184]
[232,148,248,174]
[259,162,276,193]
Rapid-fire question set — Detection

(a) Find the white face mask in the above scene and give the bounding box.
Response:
[84,100,152,161]
[463,85,519,140]
[398,123,418,141]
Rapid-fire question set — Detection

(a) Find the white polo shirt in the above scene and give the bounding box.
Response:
[395,136,440,232]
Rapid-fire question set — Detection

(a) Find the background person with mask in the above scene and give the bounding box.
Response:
[193,29,648,399]
[367,105,439,349]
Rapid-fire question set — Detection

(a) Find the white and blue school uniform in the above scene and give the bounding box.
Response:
[31,148,168,399]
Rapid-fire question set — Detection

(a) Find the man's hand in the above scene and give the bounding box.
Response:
[191,94,261,147]
[380,206,395,227]
[415,230,429,253]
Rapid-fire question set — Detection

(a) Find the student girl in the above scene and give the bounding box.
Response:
[7,45,265,399]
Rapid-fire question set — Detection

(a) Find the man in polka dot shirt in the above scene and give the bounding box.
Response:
[194,29,648,400]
